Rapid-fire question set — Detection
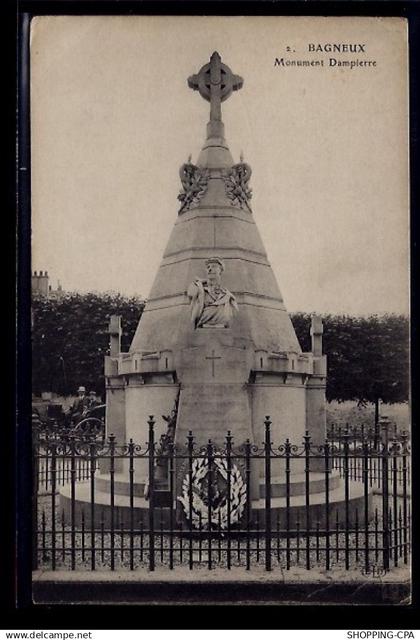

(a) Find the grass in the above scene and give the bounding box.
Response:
[326,401,409,432]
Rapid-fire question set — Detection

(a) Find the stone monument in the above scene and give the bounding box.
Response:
[61,52,367,526]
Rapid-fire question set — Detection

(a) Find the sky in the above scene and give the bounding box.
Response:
[30,16,409,316]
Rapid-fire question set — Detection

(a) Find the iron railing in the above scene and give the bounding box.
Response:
[327,424,411,493]
[33,418,411,575]
[33,414,105,493]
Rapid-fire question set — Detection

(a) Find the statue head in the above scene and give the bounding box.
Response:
[205,257,225,283]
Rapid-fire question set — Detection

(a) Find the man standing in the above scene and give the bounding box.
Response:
[69,385,89,425]
[87,390,100,410]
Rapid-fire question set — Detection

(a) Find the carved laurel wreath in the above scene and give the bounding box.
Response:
[178,163,209,213]
[223,162,253,212]
[178,454,247,529]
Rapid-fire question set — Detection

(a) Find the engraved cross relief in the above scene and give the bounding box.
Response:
[205,349,222,378]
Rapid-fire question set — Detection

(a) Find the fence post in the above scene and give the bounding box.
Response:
[226,430,233,570]
[168,438,175,570]
[391,436,399,567]
[89,440,96,571]
[304,430,311,570]
[285,437,291,570]
[343,428,350,570]
[128,438,135,571]
[245,438,252,570]
[363,437,370,574]
[187,430,194,570]
[207,439,213,570]
[401,431,409,564]
[264,416,272,572]
[69,434,76,571]
[32,429,39,570]
[380,418,390,571]
[50,441,57,571]
[148,416,155,571]
[324,438,330,571]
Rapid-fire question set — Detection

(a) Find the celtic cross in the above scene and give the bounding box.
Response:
[188,52,243,125]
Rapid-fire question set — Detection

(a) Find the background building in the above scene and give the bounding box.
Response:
[32,270,64,300]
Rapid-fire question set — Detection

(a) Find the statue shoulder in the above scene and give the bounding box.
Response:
[224,287,239,308]
[187,278,205,298]
[220,285,235,298]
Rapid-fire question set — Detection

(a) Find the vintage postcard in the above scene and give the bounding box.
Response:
[29,15,410,606]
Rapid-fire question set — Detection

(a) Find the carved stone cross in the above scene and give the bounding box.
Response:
[205,349,222,378]
[188,52,243,124]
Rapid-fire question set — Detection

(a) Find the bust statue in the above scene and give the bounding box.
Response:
[187,257,239,329]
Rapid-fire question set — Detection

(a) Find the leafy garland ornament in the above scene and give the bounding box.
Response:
[178,453,247,529]
[223,153,253,212]
[178,156,210,214]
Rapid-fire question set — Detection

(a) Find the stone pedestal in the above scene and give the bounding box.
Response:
[175,327,253,448]
[251,378,306,445]
[176,383,252,448]
[60,471,372,530]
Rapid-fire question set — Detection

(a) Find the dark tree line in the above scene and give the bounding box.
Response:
[32,293,409,411]
[291,312,409,418]
[32,293,145,399]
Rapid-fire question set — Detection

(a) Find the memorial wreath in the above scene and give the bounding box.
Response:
[178,453,247,529]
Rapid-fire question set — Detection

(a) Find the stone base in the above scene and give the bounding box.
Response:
[32,566,412,605]
[251,479,370,530]
[59,471,372,530]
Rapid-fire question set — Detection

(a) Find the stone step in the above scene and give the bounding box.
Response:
[259,471,341,498]
[251,480,371,528]
[60,477,371,530]
[60,482,150,510]
[96,474,149,497]
[252,479,365,509]
[94,470,342,499]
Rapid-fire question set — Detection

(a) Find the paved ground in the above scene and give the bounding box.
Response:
[32,565,411,605]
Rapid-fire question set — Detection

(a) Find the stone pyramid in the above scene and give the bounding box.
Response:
[130,52,301,358]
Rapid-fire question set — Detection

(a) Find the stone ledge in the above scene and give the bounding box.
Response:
[32,568,411,605]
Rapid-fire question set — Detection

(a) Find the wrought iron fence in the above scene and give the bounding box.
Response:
[33,413,105,493]
[327,424,411,493]
[33,418,411,575]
